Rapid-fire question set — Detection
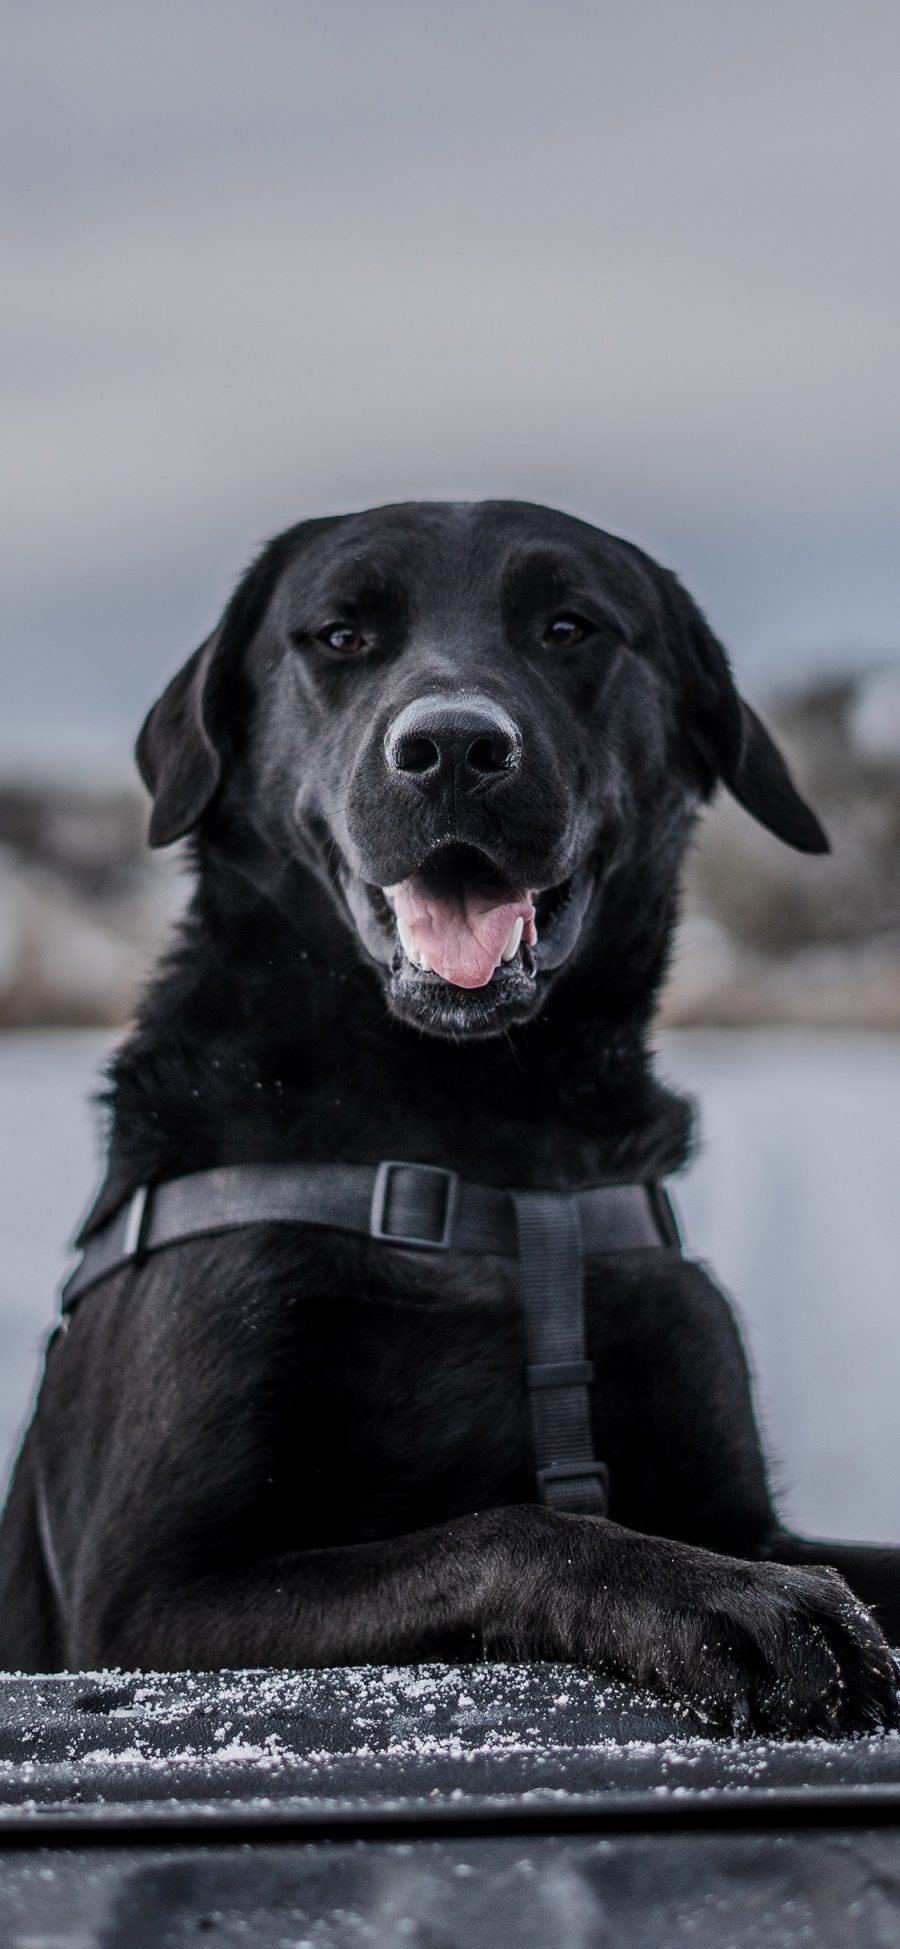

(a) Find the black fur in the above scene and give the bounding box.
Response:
[1,500,896,1739]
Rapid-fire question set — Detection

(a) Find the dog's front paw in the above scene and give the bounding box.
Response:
[505,1518,900,1739]
[725,1559,900,1739]
[615,1544,900,1738]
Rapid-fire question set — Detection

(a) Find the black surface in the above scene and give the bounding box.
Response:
[6,1830,900,1948]
[2,1662,900,1943]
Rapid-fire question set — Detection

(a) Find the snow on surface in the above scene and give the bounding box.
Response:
[0,1663,898,1818]
[0,1029,899,1541]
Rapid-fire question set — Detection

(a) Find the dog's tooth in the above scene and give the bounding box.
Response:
[397,917,432,973]
[397,916,417,962]
[500,916,524,963]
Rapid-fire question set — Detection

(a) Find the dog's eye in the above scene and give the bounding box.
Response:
[543,616,589,650]
[319,623,366,655]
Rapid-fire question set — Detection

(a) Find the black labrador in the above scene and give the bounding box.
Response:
[1,500,898,1738]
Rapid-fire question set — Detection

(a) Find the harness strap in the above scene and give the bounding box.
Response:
[513,1191,608,1517]
[59,1158,682,1520]
[63,1161,680,1308]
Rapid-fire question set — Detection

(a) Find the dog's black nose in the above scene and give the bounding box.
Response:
[384,694,522,788]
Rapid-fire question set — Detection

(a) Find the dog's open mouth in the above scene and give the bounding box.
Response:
[384,850,537,988]
[349,843,594,1038]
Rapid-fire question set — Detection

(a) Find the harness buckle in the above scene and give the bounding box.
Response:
[536,1458,610,1500]
[370,1161,459,1250]
[121,1184,150,1260]
[651,1183,684,1251]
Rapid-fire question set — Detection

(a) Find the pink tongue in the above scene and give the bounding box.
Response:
[389,877,536,988]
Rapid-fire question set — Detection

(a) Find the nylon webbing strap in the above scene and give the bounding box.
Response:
[512,1190,609,1518]
[61,1164,681,1311]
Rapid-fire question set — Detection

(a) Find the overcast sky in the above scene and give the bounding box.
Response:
[3,0,900,747]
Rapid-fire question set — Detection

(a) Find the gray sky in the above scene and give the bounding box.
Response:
[3,0,900,745]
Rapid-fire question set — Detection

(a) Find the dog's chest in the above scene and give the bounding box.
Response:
[261,1246,531,1545]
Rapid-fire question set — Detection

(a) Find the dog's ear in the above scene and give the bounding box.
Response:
[667,575,830,855]
[136,628,225,848]
[723,695,830,854]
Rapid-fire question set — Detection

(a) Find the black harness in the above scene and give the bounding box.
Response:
[61,1158,682,1519]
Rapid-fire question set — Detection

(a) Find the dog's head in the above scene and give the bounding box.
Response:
[138,501,827,1041]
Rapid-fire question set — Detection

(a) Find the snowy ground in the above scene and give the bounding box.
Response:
[0,1029,898,1544]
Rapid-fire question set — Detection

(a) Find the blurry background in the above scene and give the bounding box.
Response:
[2,2,899,1541]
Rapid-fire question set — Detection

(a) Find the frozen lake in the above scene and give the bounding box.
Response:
[0,1029,898,1544]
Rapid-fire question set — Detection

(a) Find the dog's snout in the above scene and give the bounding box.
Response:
[384,694,522,788]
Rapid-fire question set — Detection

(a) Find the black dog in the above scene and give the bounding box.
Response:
[1,500,898,1738]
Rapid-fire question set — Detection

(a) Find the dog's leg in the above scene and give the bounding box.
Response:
[0,1434,64,1673]
[761,1532,900,1641]
[70,1506,899,1737]
[588,1260,900,1652]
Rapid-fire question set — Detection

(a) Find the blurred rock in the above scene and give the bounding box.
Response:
[0,776,185,1027]
[661,665,900,1026]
